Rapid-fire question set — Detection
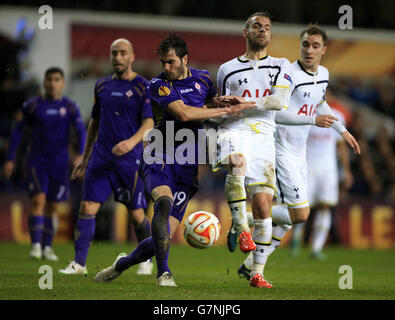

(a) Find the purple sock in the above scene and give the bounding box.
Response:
[74,214,96,266]
[28,215,44,244]
[151,197,173,277]
[116,237,155,272]
[42,216,54,248]
[133,216,151,243]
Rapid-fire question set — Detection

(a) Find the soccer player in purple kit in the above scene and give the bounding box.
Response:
[94,33,256,287]
[59,38,154,275]
[4,67,86,261]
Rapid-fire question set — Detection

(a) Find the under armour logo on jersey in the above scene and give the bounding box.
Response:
[238,78,248,85]
[304,92,311,98]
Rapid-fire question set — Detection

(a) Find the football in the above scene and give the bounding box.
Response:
[183,211,221,249]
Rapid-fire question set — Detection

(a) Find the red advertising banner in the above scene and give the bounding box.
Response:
[1,194,394,249]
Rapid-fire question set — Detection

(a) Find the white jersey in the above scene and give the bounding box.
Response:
[217,55,292,136]
[275,60,329,157]
[307,109,345,171]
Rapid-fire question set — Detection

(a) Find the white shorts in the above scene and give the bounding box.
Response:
[275,153,309,208]
[308,165,339,206]
[213,129,276,195]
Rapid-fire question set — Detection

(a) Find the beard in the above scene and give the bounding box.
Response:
[247,33,269,52]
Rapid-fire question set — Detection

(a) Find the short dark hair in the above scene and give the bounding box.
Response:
[44,67,64,78]
[300,24,328,45]
[157,32,189,59]
[244,11,272,29]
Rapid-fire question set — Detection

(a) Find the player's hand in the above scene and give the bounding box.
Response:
[71,160,87,180]
[315,115,338,128]
[341,131,361,155]
[112,138,136,157]
[343,169,354,189]
[216,95,244,107]
[223,101,257,116]
[3,161,14,180]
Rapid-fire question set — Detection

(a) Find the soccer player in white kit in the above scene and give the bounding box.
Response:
[212,13,338,288]
[305,108,353,259]
[213,12,294,287]
[236,24,360,285]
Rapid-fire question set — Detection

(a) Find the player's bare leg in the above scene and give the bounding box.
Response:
[28,193,46,259]
[249,190,273,288]
[224,154,252,253]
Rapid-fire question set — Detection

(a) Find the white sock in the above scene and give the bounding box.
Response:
[271,204,292,226]
[266,224,292,257]
[292,223,305,243]
[311,209,332,253]
[251,218,272,276]
[225,174,249,234]
[242,251,253,270]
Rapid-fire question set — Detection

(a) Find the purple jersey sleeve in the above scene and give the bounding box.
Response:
[6,100,33,161]
[142,84,153,120]
[68,101,86,155]
[149,79,180,110]
[91,82,101,120]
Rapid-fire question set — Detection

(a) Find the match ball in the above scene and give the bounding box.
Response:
[183,211,221,249]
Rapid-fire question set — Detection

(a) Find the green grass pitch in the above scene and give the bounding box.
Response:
[0,241,394,300]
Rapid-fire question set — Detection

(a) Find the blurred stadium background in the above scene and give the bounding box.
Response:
[0,1,394,250]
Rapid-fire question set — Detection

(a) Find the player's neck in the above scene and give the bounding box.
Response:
[43,93,62,101]
[114,69,137,81]
[243,49,267,60]
[176,67,189,80]
[300,60,319,74]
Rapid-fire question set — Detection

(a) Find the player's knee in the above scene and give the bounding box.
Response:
[252,194,273,219]
[80,201,100,215]
[229,154,246,175]
[31,193,46,213]
[290,207,310,224]
[129,208,145,224]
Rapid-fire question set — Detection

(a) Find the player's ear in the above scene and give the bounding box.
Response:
[130,52,135,64]
[243,28,248,39]
[322,45,327,56]
[182,54,188,66]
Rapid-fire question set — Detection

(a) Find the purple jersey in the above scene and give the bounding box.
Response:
[7,95,86,167]
[149,68,216,164]
[90,74,153,166]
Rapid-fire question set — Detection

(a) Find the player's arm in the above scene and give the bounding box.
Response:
[337,139,354,189]
[317,101,361,154]
[70,104,87,166]
[275,108,337,127]
[112,117,154,156]
[71,118,99,180]
[4,110,28,179]
[166,99,256,122]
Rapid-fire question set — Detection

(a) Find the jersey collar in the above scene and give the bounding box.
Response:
[297,60,318,77]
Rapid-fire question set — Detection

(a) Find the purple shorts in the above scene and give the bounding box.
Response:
[141,162,198,222]
[27,161,69,202]
[83,159,147,210]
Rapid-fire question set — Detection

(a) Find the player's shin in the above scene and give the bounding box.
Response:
[74,213,96,266]
[225,174,249,234]
[251,218,272,276]
[28,215,44,245]
[116,237,155,272]
[133,216,151,242]
[311,208,332,254]
[267,224,292,256]
[151,196,173,277]
[42,216,55,248]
